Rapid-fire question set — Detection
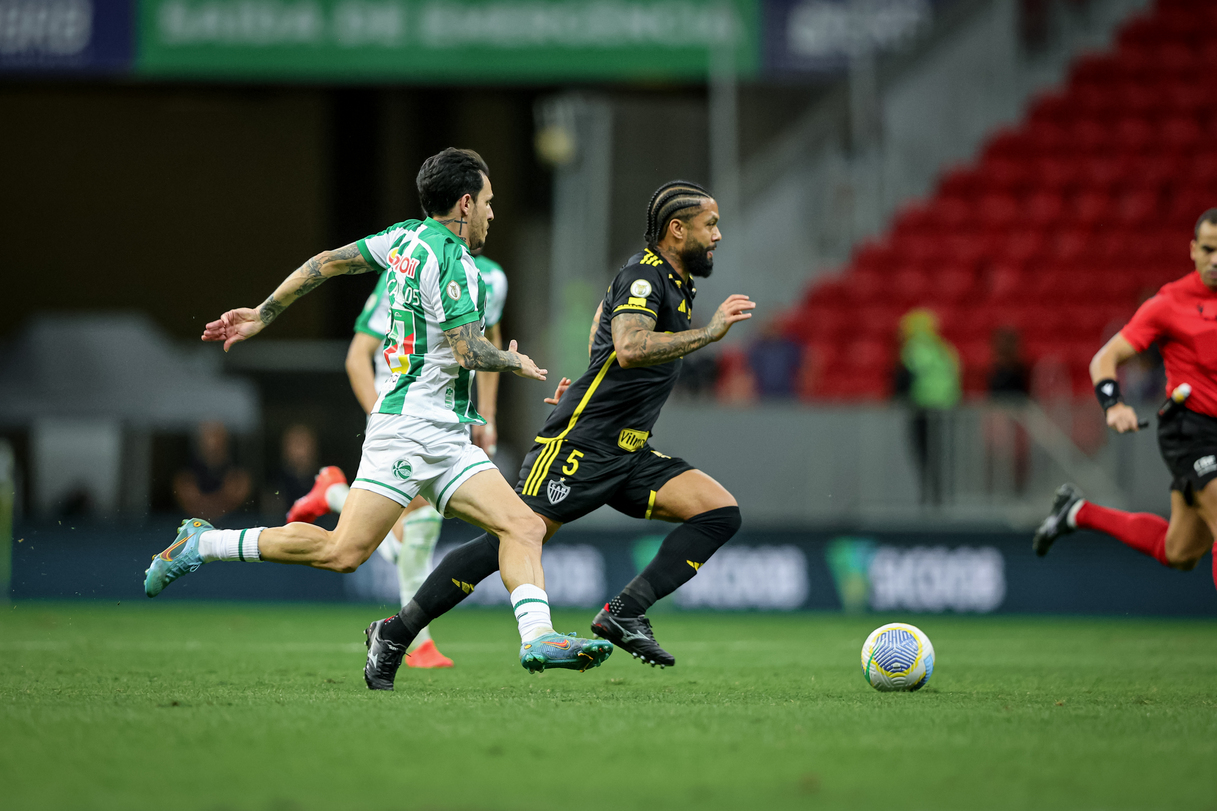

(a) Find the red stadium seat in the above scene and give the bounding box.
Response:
[931,195,974,228]
[983,128,1033,162]
[845,269,885,302]
[937,267,976,302]
[1025,191,1066,226]
[940,231,987,267]
[1117,189,1161,225]
[937,166,983,199]
[1052,229,1093,263]
[977,193,1021,228]
[1113,117,1155,152]
[1028,92,1072,125]
[980,156,1032,192]
[845,338,895,373]
[891,269,932,305]
[985,262,1027,302]
[855,305,903,340]
[1034,157,1083,191]
[890,202,936,237]
[791,0,1217,404]
[1069,119,1109,154]
[852,240,897,273]
[1026,120,1071,155]
[1079,155,1126,191]
[1003,228,1047,264]
[790,307,850,344]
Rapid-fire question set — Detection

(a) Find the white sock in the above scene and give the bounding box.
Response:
[400,505,443,652]
[326,483,350,514]
[511,584,553,642]
[374,529,402,565]
[1066,499,1085,529]
[399,505,442,605]
[198,528,265,563]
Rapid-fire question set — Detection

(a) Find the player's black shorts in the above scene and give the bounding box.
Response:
[514,439,694,524]
[1157,406,1217,503]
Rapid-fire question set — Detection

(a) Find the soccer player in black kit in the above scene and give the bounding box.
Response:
[364,180,755,689]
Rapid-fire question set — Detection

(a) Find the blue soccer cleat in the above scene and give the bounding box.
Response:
[520,632,613,673]
[144,518,212,597]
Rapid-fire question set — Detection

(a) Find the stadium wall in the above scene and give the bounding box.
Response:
[10,518,1215,615]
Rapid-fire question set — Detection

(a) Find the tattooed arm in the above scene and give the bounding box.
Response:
[612,294,755,369]
[443,322,547,380]
[201,243,377,352]
[588,300,604,359]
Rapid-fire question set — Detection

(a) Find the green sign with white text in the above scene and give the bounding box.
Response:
[136,0,760,82]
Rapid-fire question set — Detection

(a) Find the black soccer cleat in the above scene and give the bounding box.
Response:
[364,618,407,691]
[591,607,674,668]
[1032,483,1084,557]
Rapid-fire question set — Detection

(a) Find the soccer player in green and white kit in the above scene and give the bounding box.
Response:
[285,251,509,668]
[143,148,612,685]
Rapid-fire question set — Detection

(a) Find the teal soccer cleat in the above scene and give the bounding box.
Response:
[520,632,613,673]
[144,518,212,597]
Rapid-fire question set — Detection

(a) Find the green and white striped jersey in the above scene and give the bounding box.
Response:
[355,218,496,424]
[355,252,508,396]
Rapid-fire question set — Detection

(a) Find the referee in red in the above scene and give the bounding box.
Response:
[1034,208,1217,593]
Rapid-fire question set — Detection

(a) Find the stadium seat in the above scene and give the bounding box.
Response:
[790,0,1216,402]
[1024,191,1066,227]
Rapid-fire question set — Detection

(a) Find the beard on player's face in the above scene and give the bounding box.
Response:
[680,236,715,278]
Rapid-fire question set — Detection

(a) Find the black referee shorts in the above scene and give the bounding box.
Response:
[1158,407,1217,504]
[514,439,694,524]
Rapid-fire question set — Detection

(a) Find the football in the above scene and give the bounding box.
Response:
[860,623,935,692]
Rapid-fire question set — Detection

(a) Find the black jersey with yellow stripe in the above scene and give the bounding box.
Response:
[535,249,696,455]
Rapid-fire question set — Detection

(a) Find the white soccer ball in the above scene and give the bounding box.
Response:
[860,623,935,692]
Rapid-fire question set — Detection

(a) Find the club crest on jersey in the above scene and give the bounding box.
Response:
[547,477,570,505]
[446,281,461,300]
[1195,455,1217,476]
[630,279,652,298]
[393,460,413,480]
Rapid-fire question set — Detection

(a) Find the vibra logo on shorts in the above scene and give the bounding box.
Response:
[393,460,413,480]
[1194,455,1217,476]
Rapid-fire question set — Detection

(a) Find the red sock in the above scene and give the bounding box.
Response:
[1074,502,1170,565]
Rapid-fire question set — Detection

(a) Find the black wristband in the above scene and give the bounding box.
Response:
[1095,378,1122,411]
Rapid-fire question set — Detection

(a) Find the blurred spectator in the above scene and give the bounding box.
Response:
[173,421,251,522]
[985,327,1030,494]
[987,327,1030,398]
[748,320,802,399]
[673,351,719,400]
[265,424,320,518]
[894,309,961,505]
[715,346,758,404]
[1120,346,1167,403]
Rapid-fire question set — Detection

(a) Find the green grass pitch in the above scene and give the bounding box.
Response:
[2,603,1216,811]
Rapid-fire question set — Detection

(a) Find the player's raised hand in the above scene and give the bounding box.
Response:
[544,377,572,405]
[507,339,547,381]
[1106,402,1141,433]
[706,294,756,341]
[202,308,265,352]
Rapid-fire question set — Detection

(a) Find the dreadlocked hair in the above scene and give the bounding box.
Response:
[644,180,712,249]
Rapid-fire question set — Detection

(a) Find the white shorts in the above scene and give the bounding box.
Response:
[351,413,496,517]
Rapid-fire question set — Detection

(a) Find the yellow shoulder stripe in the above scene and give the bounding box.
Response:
[613,304,657,316]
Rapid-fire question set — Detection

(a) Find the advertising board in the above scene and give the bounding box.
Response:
[135,0,760,82]
[0,0,134,72]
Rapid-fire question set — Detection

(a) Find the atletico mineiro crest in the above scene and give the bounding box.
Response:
[547,477,570,505]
